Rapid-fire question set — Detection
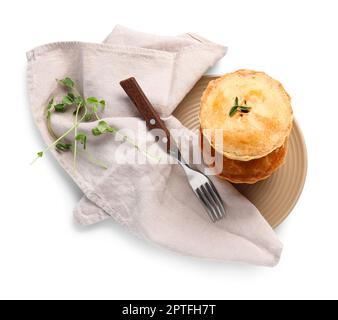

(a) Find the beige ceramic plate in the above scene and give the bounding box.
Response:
[173,76,307,228]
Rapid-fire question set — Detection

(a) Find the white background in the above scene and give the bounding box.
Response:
[0,0,337,300]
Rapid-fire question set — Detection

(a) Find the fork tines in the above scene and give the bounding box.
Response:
[195,182,226,222]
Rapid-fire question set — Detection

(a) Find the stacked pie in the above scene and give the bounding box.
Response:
[199,70,293,184]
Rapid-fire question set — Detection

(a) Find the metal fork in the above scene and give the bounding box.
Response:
[177,153,226,222]
[120,77,226,222]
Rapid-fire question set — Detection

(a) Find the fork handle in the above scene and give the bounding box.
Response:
[120,77,171,152]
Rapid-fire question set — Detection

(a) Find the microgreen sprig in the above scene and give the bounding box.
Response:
[56,143,72,152]
[86,97,106,121]
[32,77,161,170]
[31,77,107,170]
[92,121,116,136]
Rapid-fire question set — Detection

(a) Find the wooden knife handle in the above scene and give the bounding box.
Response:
[120,77,171,152]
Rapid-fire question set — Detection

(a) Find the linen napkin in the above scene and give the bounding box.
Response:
[27,25,283,266]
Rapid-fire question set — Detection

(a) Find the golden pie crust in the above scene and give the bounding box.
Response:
[201,135,288,184]
[200,69,293,161]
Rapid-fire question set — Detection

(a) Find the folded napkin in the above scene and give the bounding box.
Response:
[27,25,283,266]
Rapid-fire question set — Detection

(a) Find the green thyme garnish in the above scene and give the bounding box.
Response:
[239,106,250,113]
[229,105,239,117]
[229,97,251,117]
